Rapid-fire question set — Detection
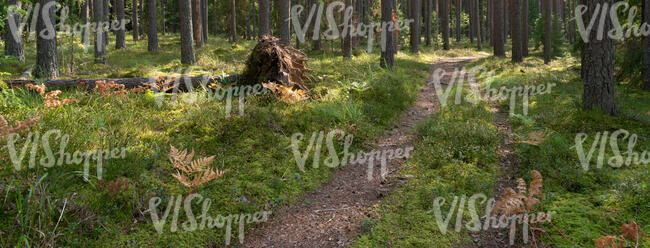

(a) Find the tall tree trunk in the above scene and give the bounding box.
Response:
[441,0,450,50]
[140,0,144,35]
[543,0,551,63]
[82,0,90,46]
[343,0,353,57]
[161,0,166,35]
[259,0,270,37]
[510,0,522,62]
[381,0,395,68]
[132,0,139,41]
[279,0,291,45]
[246,0,252,40]
[251,0,257,39]
[116,0,126,49]
[471,0,483,51]
[493,0,505,57]
[642,0,650,91]
[469,0,474,42]
[410,0,421,52]
[147,0,158,51]
[232,0,238,42]
[425,0,432,46]
[310,0,321,51]
[202,0,209,42]
[179,0,195,64]
[192,0,203,47]
[455,0,461,41]
[104,0,110,47]
[581,0,616,115]
[522,0,529,56]
[4,0,25,62]
[94,0,107,64]
[35,0,59,78]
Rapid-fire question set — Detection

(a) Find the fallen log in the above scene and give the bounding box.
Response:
[3,74,242,91]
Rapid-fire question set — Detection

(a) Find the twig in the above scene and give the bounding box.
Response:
[53,198,68,234]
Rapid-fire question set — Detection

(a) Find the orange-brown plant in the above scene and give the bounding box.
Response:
[98,178,131,196]
[44,90,78,108]
[492,170,544,216]
[95,80,128,97]
[596,220,649,247]
[0,114,40,137]
[262,82,309,104]
[169,145,228,189]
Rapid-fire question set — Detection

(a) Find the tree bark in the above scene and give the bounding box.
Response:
[642,0,650,91]
[381,0,395,68]
[35,0,59,78]
[179,0,196,64]
[581,0,616,116]
[543,0,552,63]
[94,0,107,64]
[231,0,238,42]
[493,0,505,57]
[4,0,25,62]
[259,0,270,37]
[161,0,166,35]
[202,0,209,42]
[510,0,522,62]
[343,0,353,57]
[455,0,461,41]
[147,0,158,51]
[82,0,91,45]
[192,0,203,47]
[279,0,291,45]
[410,0,421,52]
[441,0,450,50]
[522,0,529,56]
[104,0,110,47]
[425,0,432,47]
[132,0,139,41]
[471,0,483,51]
[116,0,126,49]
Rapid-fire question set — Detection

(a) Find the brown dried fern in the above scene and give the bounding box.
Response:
[169,145,228,189]
[493,170,544,216]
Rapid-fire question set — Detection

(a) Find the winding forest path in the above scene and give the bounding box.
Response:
[243,56,486,248]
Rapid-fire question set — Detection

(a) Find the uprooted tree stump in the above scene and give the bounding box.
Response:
[241,36,312,94]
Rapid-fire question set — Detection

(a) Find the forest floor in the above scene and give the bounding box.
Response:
[243,56,484,247]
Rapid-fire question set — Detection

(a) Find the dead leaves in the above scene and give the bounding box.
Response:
[95,80,127,97]
[595,236,624,248]
[516,129,554,146]
[169,145,228,189]
[25,84,46,95]
[262,82,309,104]
[596,220,649,247]
[0,114,40,137]
[23,83,78,108]
[44,90,78,108]
[493,170,544,216]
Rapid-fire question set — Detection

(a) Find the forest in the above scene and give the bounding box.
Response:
[0,0,649,247]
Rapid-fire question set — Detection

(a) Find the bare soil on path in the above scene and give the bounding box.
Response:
[243,56,486,248]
